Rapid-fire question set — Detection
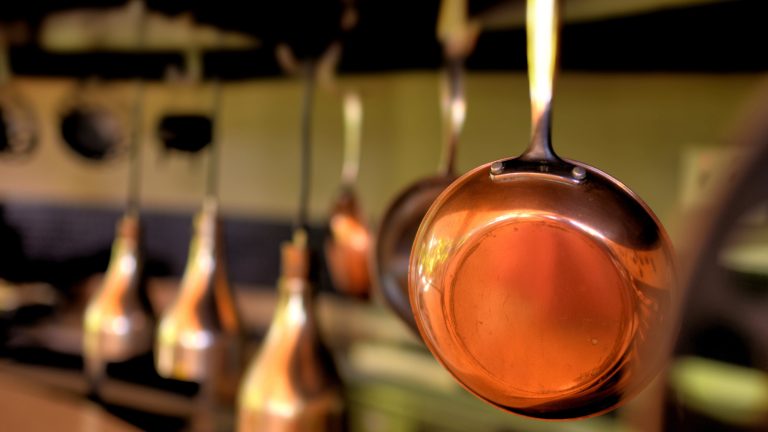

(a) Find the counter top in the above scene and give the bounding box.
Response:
[0,369,137,431]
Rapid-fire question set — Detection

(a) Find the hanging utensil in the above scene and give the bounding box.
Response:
[374,61,463,331]
[155,33,242,430]
[0,28,37,158]
[155,76,242,384]
[374,0,473,329]
[83,0,153,398]
[324,90,372,299]
[155,197,241,379]
[239,229,345,432]
[82,211,152,394]
[238,61,345,432]
[409,0,677,419]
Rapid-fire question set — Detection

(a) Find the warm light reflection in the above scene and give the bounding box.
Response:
[118,253,136,274]
[109,316,130,335]
[196,251,214,273]
[527,0,557,121]
[284,290,307,326]
[264,399,299,419]
[330,214,369,251]
[342,91,362,184]
[419,235,451,291]
[179,329,213,350]
[451,97,465,136]
[343,92,362,129]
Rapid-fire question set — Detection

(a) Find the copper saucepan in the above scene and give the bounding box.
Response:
[374,60,465,330]
[409,0,678,419]
[325,91,372,298]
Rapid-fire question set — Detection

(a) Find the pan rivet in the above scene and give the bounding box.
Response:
[491,162,503,175]
[572,166,586,180]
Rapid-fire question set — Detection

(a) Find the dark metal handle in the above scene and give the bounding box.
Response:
[205,79,223,200]
[297,61,316,232]
[126,2,147,213]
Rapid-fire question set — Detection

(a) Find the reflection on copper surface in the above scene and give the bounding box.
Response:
[239,230,344,431]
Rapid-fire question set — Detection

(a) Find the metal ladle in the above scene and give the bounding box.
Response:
[324,91,372,299]
[409,0,678,419]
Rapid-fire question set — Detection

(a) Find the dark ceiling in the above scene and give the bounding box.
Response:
[2,0,767,79]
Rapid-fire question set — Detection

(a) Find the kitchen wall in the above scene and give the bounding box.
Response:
[2,72,764,240]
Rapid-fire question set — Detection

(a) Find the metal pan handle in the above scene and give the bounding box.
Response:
[520,0,560,163]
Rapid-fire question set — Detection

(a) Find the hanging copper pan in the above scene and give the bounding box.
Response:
[374,60,464,330]
[408,0,678,420]
[325,91,372,298]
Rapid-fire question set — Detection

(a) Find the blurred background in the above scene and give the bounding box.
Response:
[0,0,765,431]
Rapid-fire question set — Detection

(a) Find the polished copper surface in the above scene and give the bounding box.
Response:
[156,199,242,388]
[408,0,677,419]
[238,230,345,431]
[83,212,153,383]
[325,91,372,299]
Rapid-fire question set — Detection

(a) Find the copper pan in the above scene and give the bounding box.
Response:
[374,60,464,331]
[408,0,678,420]
[325,91,372,298]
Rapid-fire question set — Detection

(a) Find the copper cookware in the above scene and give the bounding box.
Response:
[238,230,345,431]
[408,0,677,419]
[374,60,465,331]
[324,91,371,298]
[155,81,243,426]
[83,210,154,394]
[155,84,241,376]
[238,61,345,432]
[155,198,242,382]
[374,0,475,330]
[83,8,153,395]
